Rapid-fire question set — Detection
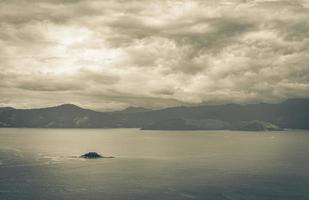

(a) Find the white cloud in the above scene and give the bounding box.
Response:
[0,0,308,110]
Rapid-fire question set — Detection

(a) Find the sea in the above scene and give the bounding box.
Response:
[0,128,308,200]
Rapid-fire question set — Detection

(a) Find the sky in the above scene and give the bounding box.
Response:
[0,0,309,111]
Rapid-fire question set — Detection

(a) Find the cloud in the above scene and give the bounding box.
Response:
[0,0,308,110]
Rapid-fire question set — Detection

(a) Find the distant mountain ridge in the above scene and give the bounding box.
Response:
[116,107,152,113]
[0,98,309,130]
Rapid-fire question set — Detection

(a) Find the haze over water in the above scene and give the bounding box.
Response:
[0,128,308,200]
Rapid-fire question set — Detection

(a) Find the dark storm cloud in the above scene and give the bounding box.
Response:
[0,0,309,110]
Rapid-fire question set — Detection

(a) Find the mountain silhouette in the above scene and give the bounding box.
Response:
[0,98,308,130]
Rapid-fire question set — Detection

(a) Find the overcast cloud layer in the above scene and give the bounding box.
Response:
[0,0,309,110]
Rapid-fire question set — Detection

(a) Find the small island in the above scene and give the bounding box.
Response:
[80,152,103,159]
[80,152,114,159]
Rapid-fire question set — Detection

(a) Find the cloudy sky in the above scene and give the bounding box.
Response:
[0,0,309,111]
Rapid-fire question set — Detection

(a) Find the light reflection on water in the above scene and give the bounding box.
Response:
[0,128,309,200]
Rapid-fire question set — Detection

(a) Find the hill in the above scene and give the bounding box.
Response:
[0,99,308,130]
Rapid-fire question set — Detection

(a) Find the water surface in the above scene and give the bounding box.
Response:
[0,128,308,200]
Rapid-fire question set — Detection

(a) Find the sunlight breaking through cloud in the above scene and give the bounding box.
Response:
[0,0,308,110]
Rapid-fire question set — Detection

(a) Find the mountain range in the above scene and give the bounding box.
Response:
[0,98,309,131]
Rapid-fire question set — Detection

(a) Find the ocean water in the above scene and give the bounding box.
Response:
[0,128,308,200]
